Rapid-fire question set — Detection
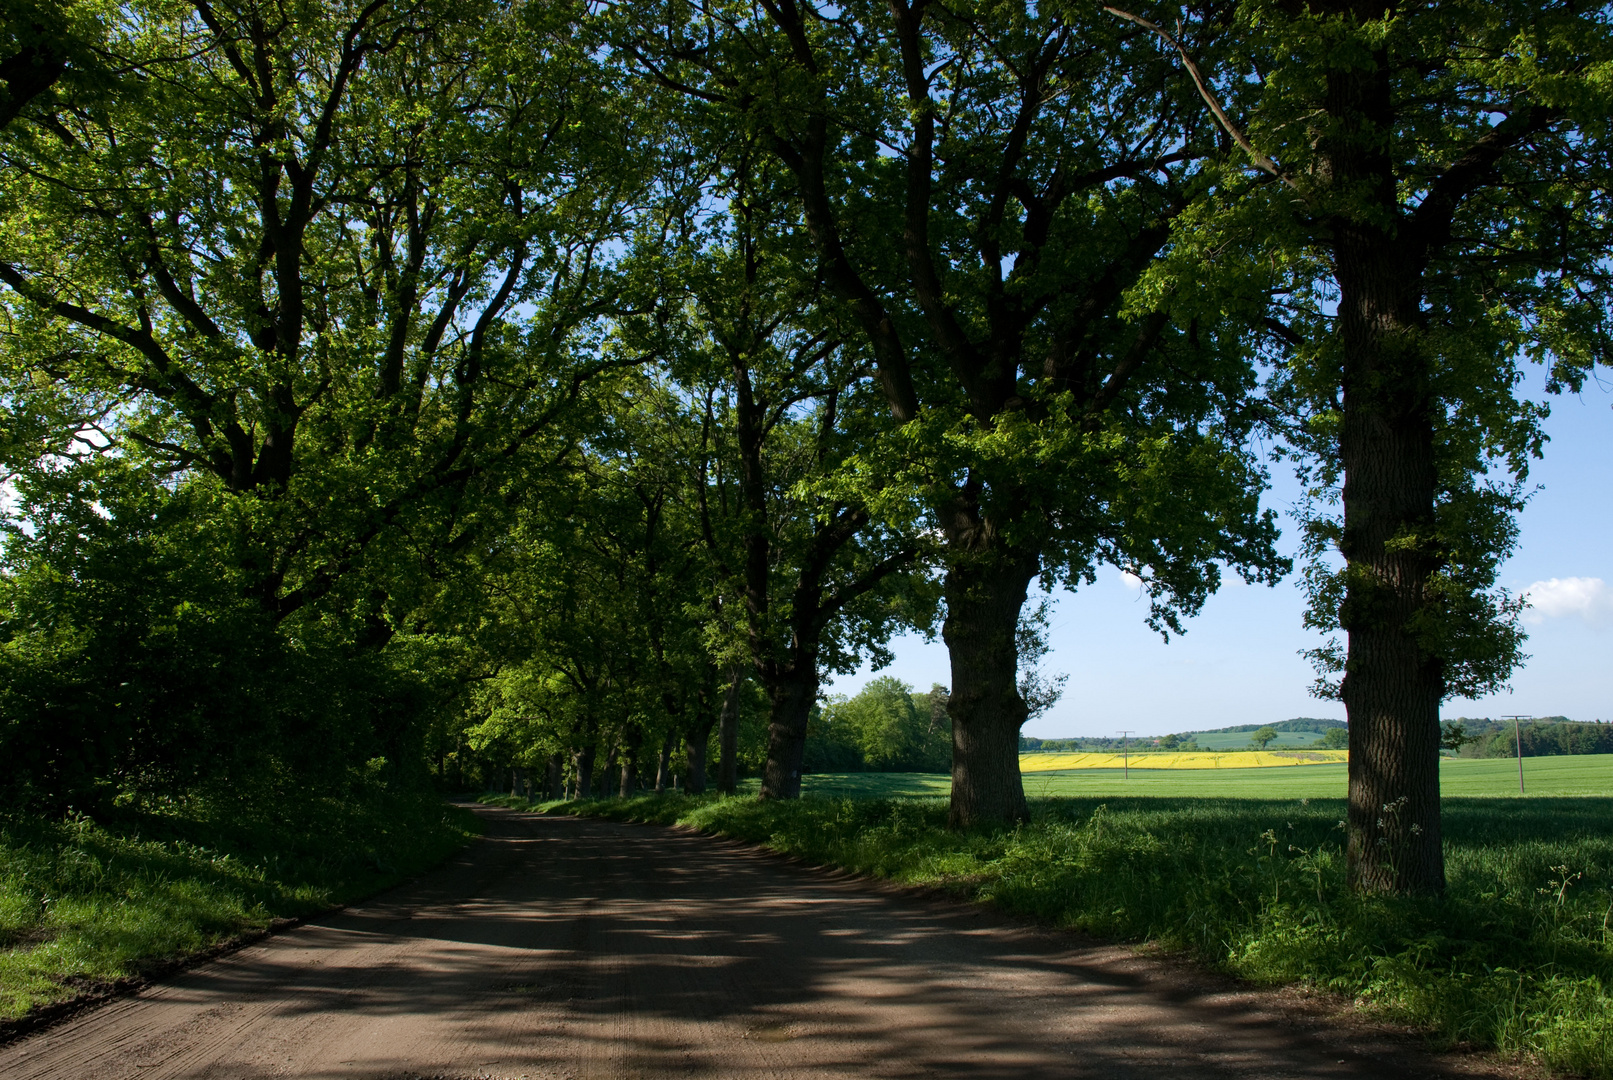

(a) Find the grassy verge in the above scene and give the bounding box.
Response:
[0,787,478,1022]
[521,790,1613,1078]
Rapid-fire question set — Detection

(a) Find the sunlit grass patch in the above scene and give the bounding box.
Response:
[0,791,478,1021]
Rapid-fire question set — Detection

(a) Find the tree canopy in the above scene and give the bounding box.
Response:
[1,0,1608,897]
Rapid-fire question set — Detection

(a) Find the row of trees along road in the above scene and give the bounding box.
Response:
[2,0,1609,896]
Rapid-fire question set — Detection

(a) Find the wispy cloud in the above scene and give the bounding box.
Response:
[1523,577,1613,626]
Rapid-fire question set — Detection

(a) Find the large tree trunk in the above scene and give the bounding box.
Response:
[1335,269,1445,894]
[618,727,643,798]
[684,714,718,794]
[942,544,1039,830]
[572,745,595,800]
[759,665,819,800]
[545,752,563,800]
[716,667,742,794]
[655,733,675,794]
[1328,49,1446,896]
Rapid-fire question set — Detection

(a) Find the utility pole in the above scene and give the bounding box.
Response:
[1117,730,1134,780]
[1502,715,1530,794]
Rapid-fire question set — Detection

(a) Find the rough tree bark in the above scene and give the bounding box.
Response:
[1314,19,1470,894]
[571,745,596,800]
[760,663,820,801]
[940,524,1040,829]
[716,667,743,794]
[684,714,717,794]
[1327,76,1446,892]
[655,733,676,794]
[545,752,564,800]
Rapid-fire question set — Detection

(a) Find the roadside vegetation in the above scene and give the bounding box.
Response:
[2,6,1611,1061]
[0,787,477,1022]
[521,791,1613,1077]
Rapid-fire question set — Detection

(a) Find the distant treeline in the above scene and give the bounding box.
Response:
[1445,717,1613,758]
[1020,717,1613,760]
[1182,718,1346,736]
[1020,736,1146,752]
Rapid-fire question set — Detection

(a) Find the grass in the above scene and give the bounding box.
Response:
[519,759,1613,1078]
[787,754,1613,800]
[0,785,478,1022]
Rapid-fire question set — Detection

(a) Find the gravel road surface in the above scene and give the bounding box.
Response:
[0,805,1520,1080]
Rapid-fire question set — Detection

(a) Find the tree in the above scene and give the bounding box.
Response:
[1438,721,1471,756]
[810,676,950,773]
[0,0,661,811]
[1320,727,1349,751]
[0,0,115,133]
[615,0,1288,827]
[1,0,651,635]
[456,378,726,801]
[1154,0,1613,891]
[634,151,938,800]
[1250,726,1278,750]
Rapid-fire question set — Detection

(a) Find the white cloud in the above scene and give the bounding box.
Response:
[1117,570,1143,589]
[1523,577,1613,626]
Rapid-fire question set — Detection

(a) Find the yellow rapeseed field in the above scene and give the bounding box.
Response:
[1019,750,1348,771]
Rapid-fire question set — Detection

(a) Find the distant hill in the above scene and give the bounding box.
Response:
[1178,718,1346,737]
[1021,716,1612,758]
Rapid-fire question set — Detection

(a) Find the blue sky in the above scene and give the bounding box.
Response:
[829,371,1613,737]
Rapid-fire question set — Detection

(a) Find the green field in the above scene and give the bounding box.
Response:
[786,753,1613,800]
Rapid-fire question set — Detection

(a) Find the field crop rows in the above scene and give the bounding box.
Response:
[786,753,1613,800]
[1021,750,1349,771]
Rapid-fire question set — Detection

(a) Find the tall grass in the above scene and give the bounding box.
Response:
[548,793,1613,1078]
[0,786,478,1021]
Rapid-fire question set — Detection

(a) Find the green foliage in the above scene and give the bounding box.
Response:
[1449,718,1613,759]
[0,787,477,1019]
[1320,727,1350,750]
[558,792,1613,1076]
[0,462,469,811]
[805,678,950,774]
[1250,726,1278,750]
[1185,0,1613,701]
[0,0,657,812]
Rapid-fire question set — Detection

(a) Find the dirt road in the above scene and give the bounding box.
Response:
[0,806,1514,1080]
